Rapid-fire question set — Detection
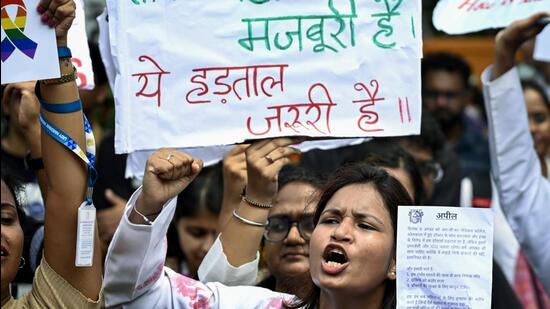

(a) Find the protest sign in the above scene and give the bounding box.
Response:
[68,0,95,90]
[397,206,494,309]
[105,0,422,153]
[534,24,550,62]
[433,0,549,34]
[1,0,58,84]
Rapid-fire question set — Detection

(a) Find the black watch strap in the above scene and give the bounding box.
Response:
[24,153,44,171]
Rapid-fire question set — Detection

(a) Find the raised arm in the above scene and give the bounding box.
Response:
[220,138,300,266]
[491,13,549,81]
[218,144,248,232]
[38,0,101,299]
[482,12,550,294]
[103,149,203,307]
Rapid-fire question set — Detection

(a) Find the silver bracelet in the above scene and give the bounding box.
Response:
[132,205,160,225]
[232,209,267,227]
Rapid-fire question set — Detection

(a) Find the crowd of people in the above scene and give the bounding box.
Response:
[1,0,549,308]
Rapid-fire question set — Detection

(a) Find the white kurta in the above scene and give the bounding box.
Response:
[481,66,550,294]
[103,187,295,308]
[198,236,259,286]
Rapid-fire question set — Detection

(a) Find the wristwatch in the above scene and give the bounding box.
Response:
[24,152,44,171]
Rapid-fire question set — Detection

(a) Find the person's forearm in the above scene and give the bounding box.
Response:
[129,194,164,225]
[491,40,516,81]
[41,32,102,300]
[220,198,270,266]
[41,55,87,200]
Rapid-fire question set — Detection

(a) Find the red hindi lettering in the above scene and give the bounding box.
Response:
[352,80,384,132]
[398,96,412,124]
[185,64,288,105]
[246,83,336,136]
[131,55,171,108]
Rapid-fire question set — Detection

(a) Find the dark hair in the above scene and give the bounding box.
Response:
[422,52,472,90]
[390,109,446,159]
[343,140,426,205]
[1,162,26,225]
[521,79,550,112]
[278,165,324,191]
[288,163,413,309]
[174,163,223,220]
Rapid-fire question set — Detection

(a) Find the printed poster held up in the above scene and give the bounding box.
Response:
[106,0,422,153]
[1,0,59,84]
[433,0,549,35]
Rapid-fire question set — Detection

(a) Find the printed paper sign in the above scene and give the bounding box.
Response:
[1,0,59,84]
[397,206,494,309]
[433,0,549,35]
[534,24,550,62]
[68,0,95,90]
[105,0,422,153]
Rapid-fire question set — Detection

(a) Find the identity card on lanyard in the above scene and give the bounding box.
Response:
[39,113,98,267]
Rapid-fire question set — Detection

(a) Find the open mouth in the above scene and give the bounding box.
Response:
[321,244,349,275]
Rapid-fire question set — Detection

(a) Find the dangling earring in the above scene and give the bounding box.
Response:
[19,257,26,269]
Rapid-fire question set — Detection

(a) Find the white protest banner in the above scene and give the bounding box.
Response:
[106,0,422,153]
[124,138,370,179]
[1,0,58,84]
[433,0,549,35]
[397,206,494,309]
[68,0,95,90]
[534,24,550,62]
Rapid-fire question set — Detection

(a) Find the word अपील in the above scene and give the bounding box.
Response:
[435,211,458,220]
[238,0,356,53]
[185,64,288,104]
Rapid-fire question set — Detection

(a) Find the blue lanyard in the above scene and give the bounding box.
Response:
[39,114,97,204]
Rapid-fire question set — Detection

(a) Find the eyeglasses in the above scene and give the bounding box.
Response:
[264,214,315,242]
[417,160,444,183]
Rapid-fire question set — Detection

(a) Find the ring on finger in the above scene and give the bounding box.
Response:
[265,155,274,164]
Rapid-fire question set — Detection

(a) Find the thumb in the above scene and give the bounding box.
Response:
[105,189,127,206]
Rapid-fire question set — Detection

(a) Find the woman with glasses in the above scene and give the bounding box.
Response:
[256,166,321,298]
[198,140,319,299]
[197,139,424,297]
[102,142,412,308]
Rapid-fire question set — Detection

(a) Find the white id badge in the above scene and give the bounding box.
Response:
[76,202,96,267]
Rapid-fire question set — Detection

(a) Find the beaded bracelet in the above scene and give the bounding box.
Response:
[240,186,273,209]
[40,66,77,85]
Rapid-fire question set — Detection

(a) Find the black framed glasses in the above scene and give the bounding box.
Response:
[418,160,444,183]
[264,214,315,242]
